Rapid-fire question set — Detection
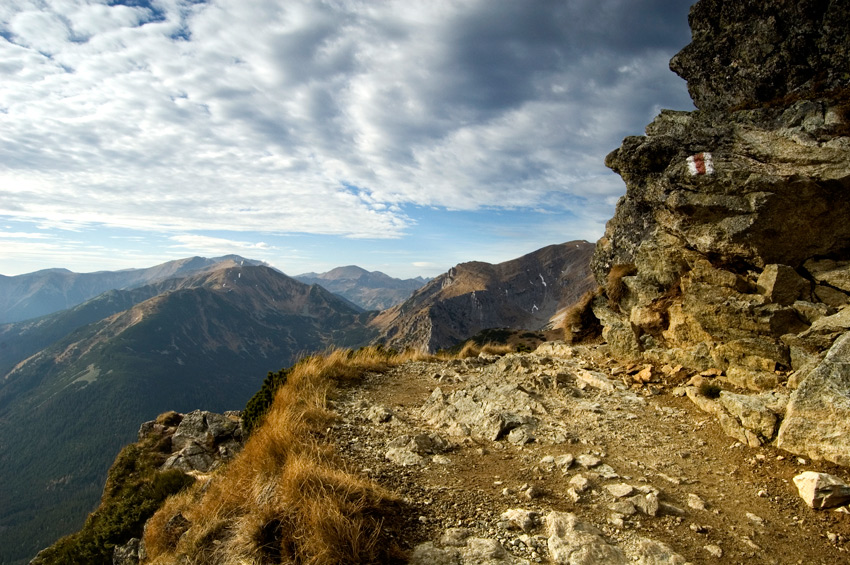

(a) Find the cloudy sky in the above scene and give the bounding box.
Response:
[0,0,694,279]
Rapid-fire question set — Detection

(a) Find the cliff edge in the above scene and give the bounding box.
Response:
[591,0,850,465]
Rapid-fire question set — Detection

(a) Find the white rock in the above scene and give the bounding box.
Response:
[501,509,540,533]
[792,471,850,509]
[385,447,424,466]
[570,474,591,493]
[687,493,706,510]
[555,454,575,470]
[545,511,629,565]
[634,537,688,565]
[606,483,635,498]
[630,492,660,517]
[576,454,601,468]
[595,464,619,479]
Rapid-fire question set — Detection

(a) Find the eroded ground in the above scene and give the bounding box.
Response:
[328,345,850,564]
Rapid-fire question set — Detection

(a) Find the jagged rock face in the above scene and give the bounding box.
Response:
[592,0,850,379]
[670,0,850,112]
[371,242,596,352]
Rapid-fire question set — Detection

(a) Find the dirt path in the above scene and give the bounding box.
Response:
[329,347,850,564]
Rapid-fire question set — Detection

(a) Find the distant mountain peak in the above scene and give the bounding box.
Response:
[294,266,428,311]
[0,255,268,324]
[371,241,596,353]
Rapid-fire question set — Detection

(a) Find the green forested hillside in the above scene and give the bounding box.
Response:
[0,265,376,564]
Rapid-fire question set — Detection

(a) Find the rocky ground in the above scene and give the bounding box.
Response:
[328,344,850,564]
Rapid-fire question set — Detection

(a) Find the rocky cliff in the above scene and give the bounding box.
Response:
[372,242,596,353]
[591,0,850,466]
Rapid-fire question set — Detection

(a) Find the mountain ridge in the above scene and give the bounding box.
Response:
[0,255,267,324]
[294,265,428,311]
[371,241,596,352]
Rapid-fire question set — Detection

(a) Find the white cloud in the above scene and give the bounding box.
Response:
[0,0,692,243]
[0,230,50,238]
[169,234,275,255]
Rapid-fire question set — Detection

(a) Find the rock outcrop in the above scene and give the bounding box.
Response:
[372,242,596,352]
[592,0,850,389]
[777,332,850,465]
[141,409,245,474]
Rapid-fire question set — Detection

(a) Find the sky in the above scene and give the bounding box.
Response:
[0,0,694,279]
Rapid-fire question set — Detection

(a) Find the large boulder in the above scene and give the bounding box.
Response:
[777,332,850,465]
[157,410,244,473]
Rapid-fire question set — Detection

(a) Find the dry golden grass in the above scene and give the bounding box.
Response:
[559,288,603,343]
[606,263,637,312]
[451,341,514,359]
[144,347,426,565]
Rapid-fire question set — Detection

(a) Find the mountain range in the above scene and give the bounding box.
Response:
[0,255,267,324]
[0,245,595,563]
[0,260,376,563]
[294,265,428,311]
[371,241,597,352]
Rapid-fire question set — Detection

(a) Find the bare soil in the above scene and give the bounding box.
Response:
[328,347,850,564]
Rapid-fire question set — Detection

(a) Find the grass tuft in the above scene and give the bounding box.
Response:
[144,347,424,564]
[606,264,637,312]
[560,288,603,343]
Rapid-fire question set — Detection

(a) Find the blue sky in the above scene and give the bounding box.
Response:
[0,0,694,279]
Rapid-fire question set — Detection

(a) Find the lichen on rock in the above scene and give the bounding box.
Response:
[592,0,850,384]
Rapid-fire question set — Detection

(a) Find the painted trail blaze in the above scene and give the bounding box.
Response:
[687,152,714,175]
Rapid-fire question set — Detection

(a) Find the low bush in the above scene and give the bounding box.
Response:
[698,380,722,399]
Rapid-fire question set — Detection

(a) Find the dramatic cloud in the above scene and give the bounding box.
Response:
[0,0,692,240]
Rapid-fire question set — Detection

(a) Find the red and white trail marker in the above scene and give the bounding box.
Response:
[687,152,714,175]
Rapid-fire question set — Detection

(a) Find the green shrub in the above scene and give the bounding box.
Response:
[698,380,722,399]
[243,368,290,437]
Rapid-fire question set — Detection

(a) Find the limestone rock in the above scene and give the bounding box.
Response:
[575,454,601,468]
[385,447,425,466]
[719,391,779,442]
[805,259,850,293]
[366,404,393,423]
[591,0,850,382]
[113,538,141,565]
[500,509,540,533]
[545,511,629,565]
[606,483,635,498]
[792,471,850,509]
[161,410,243,473]
[422,385,540,442]
[570,474,591,494]
[408,542,461,565]
[441,528,474,547]
[630,492,660,517]
[777,332,850,465]
[669,0,850,112]
[757,264,811,306]
[409,537,530,565]
[634,538,687,565]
